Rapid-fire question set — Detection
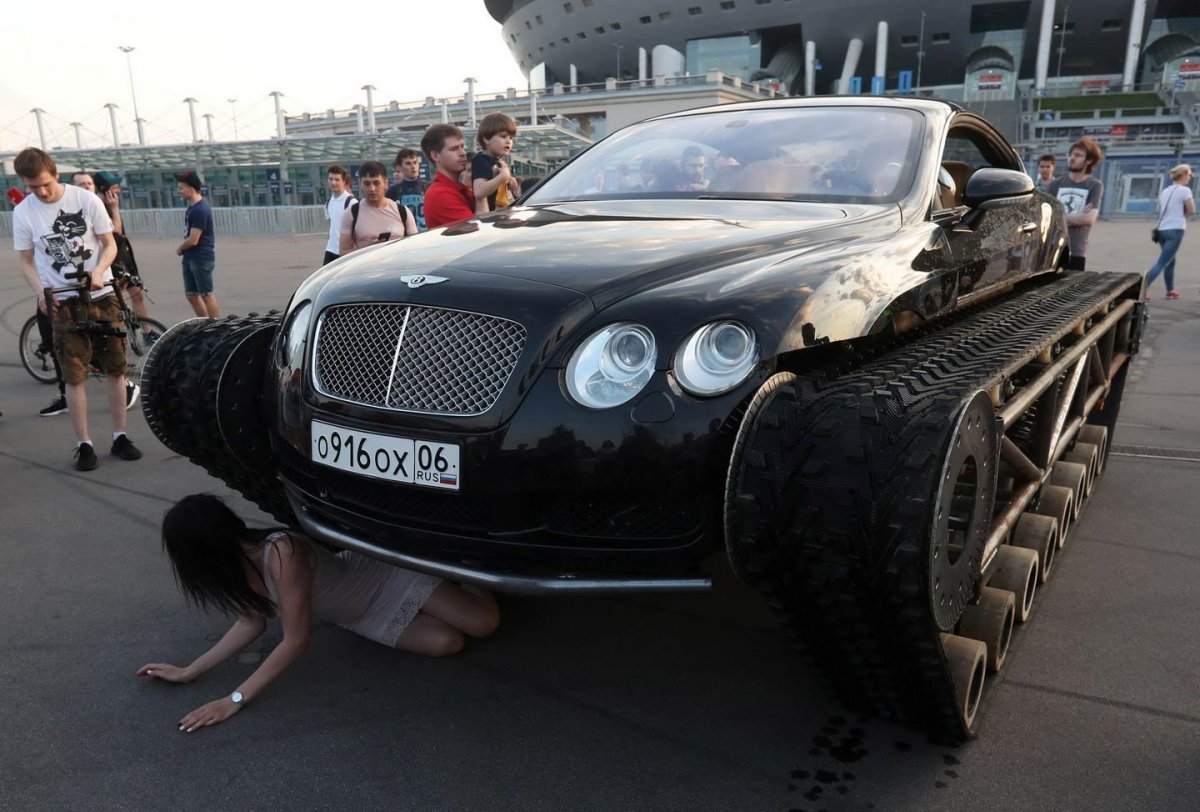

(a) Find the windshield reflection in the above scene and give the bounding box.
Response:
[527,106,924,206]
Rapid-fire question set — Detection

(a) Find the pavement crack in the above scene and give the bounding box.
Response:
[1004,680,1200,726]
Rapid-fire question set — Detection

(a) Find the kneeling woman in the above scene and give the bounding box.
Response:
[138,494,499,732]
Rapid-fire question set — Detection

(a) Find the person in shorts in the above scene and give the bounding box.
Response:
[175,169,219,317]
[12,147,143,470]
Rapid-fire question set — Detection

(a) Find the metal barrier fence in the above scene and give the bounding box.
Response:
[0,205,328,239]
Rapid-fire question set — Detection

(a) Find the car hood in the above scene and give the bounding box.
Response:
[326,200,892,308]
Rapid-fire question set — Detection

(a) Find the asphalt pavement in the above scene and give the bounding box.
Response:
[1,221,1197,811]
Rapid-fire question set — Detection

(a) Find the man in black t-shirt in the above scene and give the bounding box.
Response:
[386,148,429,231]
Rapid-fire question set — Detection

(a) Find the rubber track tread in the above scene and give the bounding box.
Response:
[142,314,293,523]
[730,272,1139,742]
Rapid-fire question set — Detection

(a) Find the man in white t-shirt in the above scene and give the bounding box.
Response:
[323,164,356,265]
[12,147,143,471]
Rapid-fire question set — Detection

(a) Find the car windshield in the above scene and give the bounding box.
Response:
[526,106,925,206]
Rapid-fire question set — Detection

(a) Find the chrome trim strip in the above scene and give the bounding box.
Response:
[383,306,412,407]
[288,495,712,596]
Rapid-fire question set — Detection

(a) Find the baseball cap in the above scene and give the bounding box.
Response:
[174,169,203,192]
[93,170,124,190]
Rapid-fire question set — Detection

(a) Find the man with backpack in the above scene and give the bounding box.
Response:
[323,165,357,265]
[338,161,417,256]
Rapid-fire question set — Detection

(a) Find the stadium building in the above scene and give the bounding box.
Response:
[3,0,1198,227]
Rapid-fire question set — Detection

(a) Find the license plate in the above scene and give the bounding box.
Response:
[311,420,460,491]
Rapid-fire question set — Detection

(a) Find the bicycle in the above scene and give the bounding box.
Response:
[19,268,167,387]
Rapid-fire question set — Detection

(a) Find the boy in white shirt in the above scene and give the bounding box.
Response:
[323,165,356,265]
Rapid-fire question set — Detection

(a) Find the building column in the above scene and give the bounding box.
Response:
[874,22,888,93]
[839,39,863,94]
[805,41,817,95]
[638,47,648,82]
[1035,0,1056,94]
[1122,0,1148,90]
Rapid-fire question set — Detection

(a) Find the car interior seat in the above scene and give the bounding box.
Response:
[940,160,974,208]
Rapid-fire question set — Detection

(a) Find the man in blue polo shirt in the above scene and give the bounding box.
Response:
[174,169,219,317]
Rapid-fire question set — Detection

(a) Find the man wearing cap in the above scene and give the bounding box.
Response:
[175,169,219,317]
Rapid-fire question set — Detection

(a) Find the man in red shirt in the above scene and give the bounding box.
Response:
[421,124,475,229]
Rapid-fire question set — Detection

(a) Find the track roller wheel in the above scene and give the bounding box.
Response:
[988,546,1038,623]
[1012,512,1057,583]
[956,586,1015,672]
[1048,461,1089,519]
[1064,442,1100,498]
[1034,484,1074,550]
[1077,426,1108,475]
[939,634,987,730]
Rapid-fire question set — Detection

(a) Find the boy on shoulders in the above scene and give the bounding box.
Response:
[471,113,521,215]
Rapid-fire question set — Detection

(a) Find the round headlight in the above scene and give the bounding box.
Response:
[280,301,313,367]
[566,323,657,409]
[674,321,758,396]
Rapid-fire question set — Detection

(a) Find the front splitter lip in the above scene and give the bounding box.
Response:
[286,490,712,596]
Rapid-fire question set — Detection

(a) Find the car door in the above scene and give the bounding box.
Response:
[933,117,1041,298]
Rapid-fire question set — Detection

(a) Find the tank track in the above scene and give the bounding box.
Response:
[727,271,1143,742]
[141,313,293,523]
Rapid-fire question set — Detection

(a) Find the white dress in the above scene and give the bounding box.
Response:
[261,532,440,646]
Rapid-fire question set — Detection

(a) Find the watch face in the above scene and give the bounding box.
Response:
[231,691,244,705]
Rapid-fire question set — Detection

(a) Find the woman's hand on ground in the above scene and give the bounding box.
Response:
[136,663,193,683]
[178,697,241,733]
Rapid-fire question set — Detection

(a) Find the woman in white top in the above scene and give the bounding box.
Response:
[137,494,499,732]
[1145,164,1195,300]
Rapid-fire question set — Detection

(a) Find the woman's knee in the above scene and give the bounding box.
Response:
[424,627,465,657]
[466,600,500,639]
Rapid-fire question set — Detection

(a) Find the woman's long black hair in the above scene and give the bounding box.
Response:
[161,494,278,617]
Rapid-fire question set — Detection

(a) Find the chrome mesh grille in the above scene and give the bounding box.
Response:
[314,304,526,415]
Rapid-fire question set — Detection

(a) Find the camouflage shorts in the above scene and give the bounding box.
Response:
[52,295,127,385]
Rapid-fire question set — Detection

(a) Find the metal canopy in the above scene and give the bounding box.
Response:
[1,124,592,171]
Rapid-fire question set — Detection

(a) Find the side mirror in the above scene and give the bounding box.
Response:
[963,168,1034,210]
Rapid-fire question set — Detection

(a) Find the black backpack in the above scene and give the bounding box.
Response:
[350,200,408,244]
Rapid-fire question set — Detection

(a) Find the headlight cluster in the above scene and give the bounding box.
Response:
[279,301,313,367]
[565,320,758,409]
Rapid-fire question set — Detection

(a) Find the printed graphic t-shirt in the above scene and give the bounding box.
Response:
[183,198,216,262]
[387,178,429,231]
[12,183,115,300]
[1046,175,1103,259]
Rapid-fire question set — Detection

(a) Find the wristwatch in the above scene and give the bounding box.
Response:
[231,690,245,706]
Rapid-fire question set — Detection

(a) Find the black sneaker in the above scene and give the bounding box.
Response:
[40,396,69,417]
[75,443,98,471]
[111,434,143,461]
[125,383,141,411]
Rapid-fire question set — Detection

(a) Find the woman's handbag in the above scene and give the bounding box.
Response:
[1152,186,1181,244]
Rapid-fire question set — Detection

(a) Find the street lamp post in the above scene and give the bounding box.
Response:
[915,10,927,90]
[118,46,145,145]
[227,98,239,141]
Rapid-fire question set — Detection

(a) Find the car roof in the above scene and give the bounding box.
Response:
[650,95,964,122]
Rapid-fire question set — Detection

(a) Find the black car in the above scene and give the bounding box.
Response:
[146,97,1144,739]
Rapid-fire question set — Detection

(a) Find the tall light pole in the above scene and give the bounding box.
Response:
[1055,5,1070,82]
[118,46,145,145]
[915,10,927,90]
[227,98,239,141]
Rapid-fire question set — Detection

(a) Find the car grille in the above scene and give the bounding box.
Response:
[313,303,526,415]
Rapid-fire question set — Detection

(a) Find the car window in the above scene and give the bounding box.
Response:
[526,107,925,205]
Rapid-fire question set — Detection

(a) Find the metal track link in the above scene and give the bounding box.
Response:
[727,271,1142,742]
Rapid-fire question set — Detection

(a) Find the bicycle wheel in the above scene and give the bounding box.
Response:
[19,315,58,384]
[125,317,169,386]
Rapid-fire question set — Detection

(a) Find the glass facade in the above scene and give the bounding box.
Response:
[686,35,762,81]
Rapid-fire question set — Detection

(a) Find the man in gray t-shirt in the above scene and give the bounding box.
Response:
[1046,138,1104,270]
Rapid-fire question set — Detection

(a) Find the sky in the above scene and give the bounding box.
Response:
[0,0,529,152]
